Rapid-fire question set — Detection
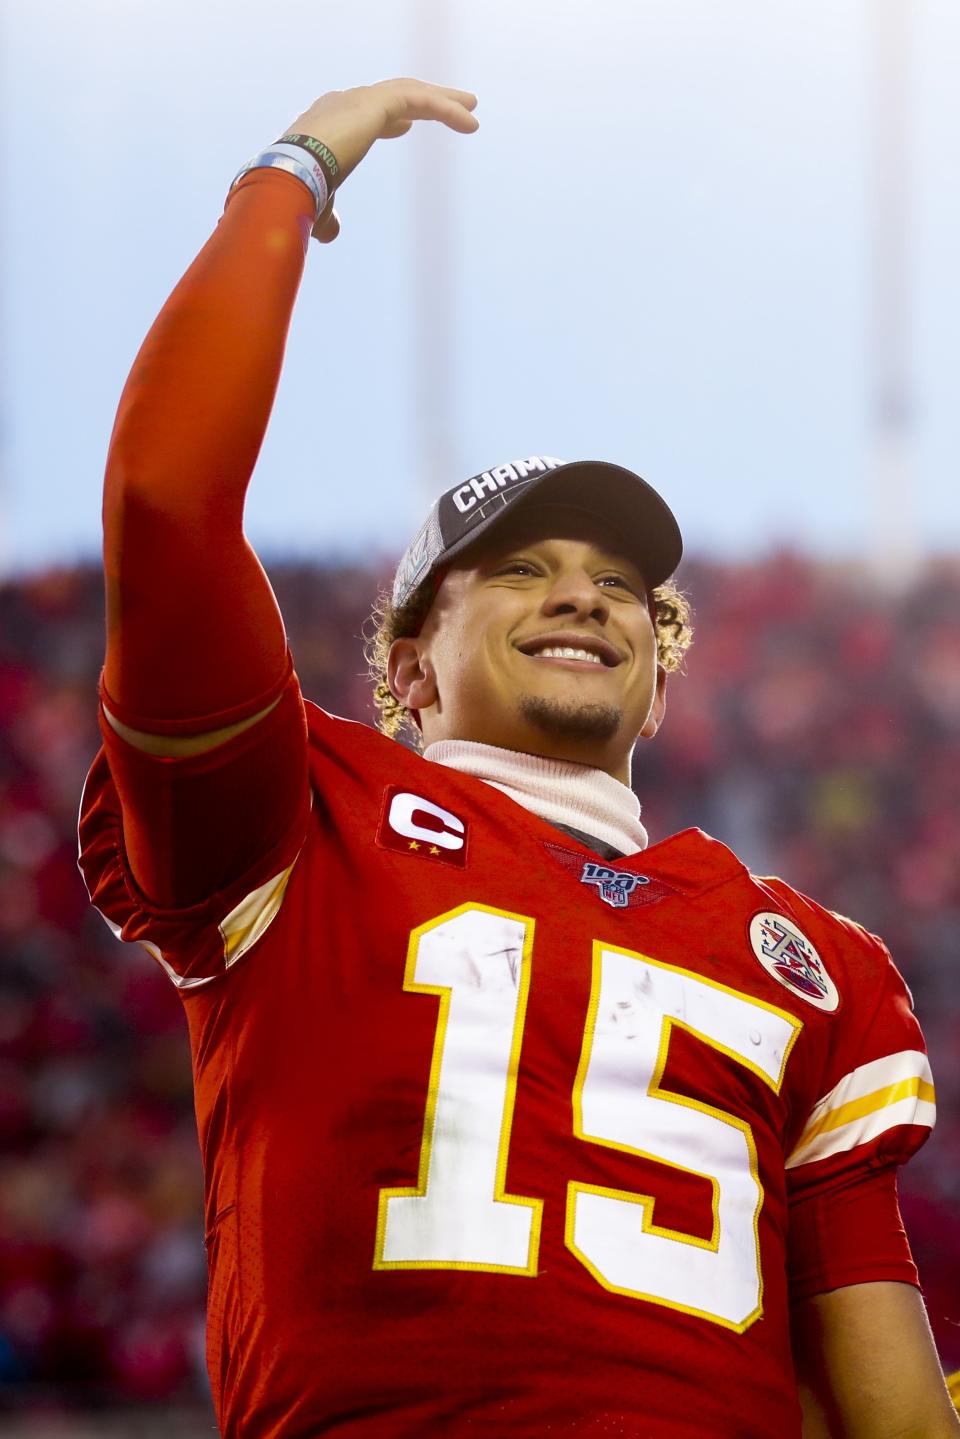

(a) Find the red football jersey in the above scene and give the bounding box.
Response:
[78,674,934,1438]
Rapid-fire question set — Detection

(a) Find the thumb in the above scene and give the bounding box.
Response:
[382,119,415,140]
[312,200,341,243]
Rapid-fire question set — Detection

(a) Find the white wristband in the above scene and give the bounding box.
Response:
[230,148,329,220]
[259,143,331,212]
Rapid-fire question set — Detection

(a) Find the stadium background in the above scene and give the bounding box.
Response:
[2,0,959,1432]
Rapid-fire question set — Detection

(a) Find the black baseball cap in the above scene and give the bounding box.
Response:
[392,454,683,609]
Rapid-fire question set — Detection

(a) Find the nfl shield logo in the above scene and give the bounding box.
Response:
[580,862,649,909]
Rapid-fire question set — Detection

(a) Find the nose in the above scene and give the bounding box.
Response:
[540,567,610,624]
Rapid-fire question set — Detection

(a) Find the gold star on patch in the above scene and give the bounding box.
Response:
[429,845,441,856]
[408,840,420,851]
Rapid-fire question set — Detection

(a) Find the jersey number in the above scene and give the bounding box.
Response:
[374,904,800,1330]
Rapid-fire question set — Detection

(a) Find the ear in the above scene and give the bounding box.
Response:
[387,637,439,714]
[638,665,667,740]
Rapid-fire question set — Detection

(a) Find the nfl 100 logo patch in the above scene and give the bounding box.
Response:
[580,862,651,910]
[749,912,840,1012]
[540,842,676,910]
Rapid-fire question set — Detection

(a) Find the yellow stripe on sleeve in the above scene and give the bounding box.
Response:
[219,861,296,967]
[786,1049,935,1169]
[799,1076,937,1146]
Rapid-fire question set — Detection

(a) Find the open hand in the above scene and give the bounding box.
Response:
[284,78,479,242]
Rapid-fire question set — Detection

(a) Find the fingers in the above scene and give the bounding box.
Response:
[429,84,479,109]
[432,95,480,134]
[375,78,479,135]
[424,84,480,129]
[286,78,478,230]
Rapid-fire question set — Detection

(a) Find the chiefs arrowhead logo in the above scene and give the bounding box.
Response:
[377,786,468,867]
[749,912,839,1012]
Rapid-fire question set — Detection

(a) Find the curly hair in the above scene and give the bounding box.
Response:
[364,576,694,746]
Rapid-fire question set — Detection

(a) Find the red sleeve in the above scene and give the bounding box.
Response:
[787,1164,918,1302]
[95,165,317,906]
[93,665,309,911]
[774,890,936,1301]
[78,668,311,984]
[101,165,316,731]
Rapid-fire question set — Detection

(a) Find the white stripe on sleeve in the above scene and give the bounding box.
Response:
[786,1049,935,1170]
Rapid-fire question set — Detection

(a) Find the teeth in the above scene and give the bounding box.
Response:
[534,646,603,664]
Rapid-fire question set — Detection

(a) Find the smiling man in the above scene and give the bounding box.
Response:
[386,476,678,771]
[78,79,956,1438]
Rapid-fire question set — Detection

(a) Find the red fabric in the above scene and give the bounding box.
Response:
[788,1163,917,1302]
[77,702,933,1439]
[93,666,308,909]
[769,883,930,1299]
[84,147,931,1437]
[101,167,314,732]
[97,165,314,904]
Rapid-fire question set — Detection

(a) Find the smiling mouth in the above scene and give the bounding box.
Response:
[516,635,621,668]
[528,646,607,666]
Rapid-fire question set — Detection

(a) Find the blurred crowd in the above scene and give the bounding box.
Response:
[1,554,958,1415]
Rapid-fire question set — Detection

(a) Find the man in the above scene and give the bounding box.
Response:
[78,79,956,1437]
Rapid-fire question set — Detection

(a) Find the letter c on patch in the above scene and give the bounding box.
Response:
[388,792,466,851]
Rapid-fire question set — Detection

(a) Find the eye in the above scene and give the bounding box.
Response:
[597,573,640,596]
[494,559,539,577]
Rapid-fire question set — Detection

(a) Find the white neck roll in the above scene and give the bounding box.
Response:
[423,739,648,856]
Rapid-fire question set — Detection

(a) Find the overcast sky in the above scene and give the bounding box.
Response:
[1,0,958,577]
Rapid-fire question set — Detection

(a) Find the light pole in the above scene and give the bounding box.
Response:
[411,0,458,510]
[868,0,919,585]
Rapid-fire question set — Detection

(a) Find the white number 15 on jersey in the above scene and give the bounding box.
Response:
[374,904,802,1330]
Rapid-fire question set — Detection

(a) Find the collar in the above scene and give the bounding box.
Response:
[422,739,648,856]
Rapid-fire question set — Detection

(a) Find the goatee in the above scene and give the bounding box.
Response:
[518,695,622,743]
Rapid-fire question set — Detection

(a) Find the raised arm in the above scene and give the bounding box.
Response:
[102,78,479,757]
[95,80,478,909]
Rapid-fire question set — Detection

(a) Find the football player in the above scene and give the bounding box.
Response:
[79,79,958,1436]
